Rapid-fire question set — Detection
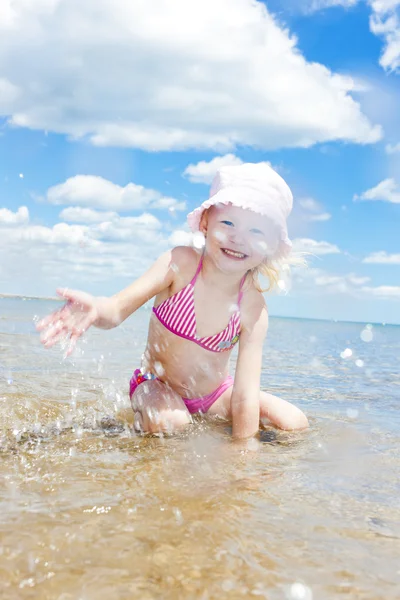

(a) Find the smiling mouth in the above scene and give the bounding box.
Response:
[221,248,248,259]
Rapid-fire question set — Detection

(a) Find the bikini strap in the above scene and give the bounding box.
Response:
[190,252,204,285]
[238,272,247,306]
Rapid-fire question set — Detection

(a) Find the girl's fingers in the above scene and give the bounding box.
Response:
[56,288,93,309]
[43,327,69,348]
[65,332,80,357]
[36,303,70,331]
[40,319,66,343]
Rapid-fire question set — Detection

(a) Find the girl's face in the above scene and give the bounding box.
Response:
[202,204,280,272]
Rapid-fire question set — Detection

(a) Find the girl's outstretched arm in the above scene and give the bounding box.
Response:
[231,292,269,439]
[37,247,182,355]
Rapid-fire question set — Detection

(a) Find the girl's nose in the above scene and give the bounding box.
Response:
[228,229,245,247]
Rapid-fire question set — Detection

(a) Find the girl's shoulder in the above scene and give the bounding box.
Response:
[240,279,268,329]
[169,245,202,283]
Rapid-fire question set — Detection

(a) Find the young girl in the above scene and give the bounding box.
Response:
[37,163,308,439]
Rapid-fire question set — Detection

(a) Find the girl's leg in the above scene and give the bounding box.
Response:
[131,379,192,434]
[208,387,308,431]
[258,391,308,430]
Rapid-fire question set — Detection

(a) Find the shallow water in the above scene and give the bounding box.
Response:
[1,298,399,599]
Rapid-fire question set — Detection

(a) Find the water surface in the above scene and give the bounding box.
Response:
[1,298,399,599]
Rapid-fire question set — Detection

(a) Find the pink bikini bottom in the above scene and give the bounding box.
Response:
[129,369,234,414]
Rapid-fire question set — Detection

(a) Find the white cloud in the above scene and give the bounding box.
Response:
[370,0,400,71]
[0,0,381,151]
[293,265,399,301]
[60,207,119,224]
[354,178,400,203]
[0,206,29,225]
[92,213,163,243]
[5,223,91,246]
[183,154,244,184]
[292,238,341,255]
[169,230,195,246]
[346,274,372,285]
[385,141,400,153]
[301,0,400,72]
[363,250,400,263]
[291,265,371,295]
[46,175,186,211]
[360,284,400,297]
[0,77,19,111]
[315,273,371,293]
[308,0,360,10]
[0,209,181,294]
[298,198,320,211]
[298,197,332,222]
[308,212,332,221]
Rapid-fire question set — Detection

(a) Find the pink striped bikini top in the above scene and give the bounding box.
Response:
[153,254,245,353]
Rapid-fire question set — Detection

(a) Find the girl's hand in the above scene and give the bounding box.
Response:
[36,288,99,356]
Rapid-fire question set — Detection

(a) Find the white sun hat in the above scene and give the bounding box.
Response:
[187,162,293,259]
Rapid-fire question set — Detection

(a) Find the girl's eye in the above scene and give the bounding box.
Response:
[250,228,264,235]
[221,220,234,226]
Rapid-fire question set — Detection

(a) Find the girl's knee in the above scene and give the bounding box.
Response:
[282,409,309,431]
[260,392,309,431]
[139,406,191,434]
[131,381,191,434]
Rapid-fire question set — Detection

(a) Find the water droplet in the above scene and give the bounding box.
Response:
[19,173,24,179]
[154,361,164,376]
[355,359,364,368]
[221,580,235,592]
[287,582,313,600]
[346,408,358,419]
[214,230,226,243]
[173,507,183,524]
[193,231,205,249]
[340,348,352,359]
[360,328,373,343]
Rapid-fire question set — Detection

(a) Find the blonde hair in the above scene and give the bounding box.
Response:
[248,252,308,293]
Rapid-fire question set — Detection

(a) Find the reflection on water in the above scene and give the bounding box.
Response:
[0,299,399,599]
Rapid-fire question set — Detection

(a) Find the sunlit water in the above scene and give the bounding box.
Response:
[1,298,399,599]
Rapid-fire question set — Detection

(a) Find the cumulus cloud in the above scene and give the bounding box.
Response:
[363,250,400,263]
[183,154,244,184]
[307,0,360,10]
[0,206,29,225]
[315,273,370,293]
[298,197,332,222]
[292,238,341,254]
[293,265,398,301]
[370,0,400,71]
[360,284,400,297]
[302,0,400,72]
[0,0,381,151]
[46,175,186,211]
[60,207,119,224]
[354,178,400,203]
[0,209,175,294]
[291,265,371,296]
[2,223,91,246]
[385,141,400,153]
[168,230,195,246]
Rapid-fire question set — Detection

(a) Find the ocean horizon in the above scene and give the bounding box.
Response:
[1,294,399,327]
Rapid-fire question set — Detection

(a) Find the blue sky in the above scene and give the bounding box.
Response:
[0,0,399,324]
